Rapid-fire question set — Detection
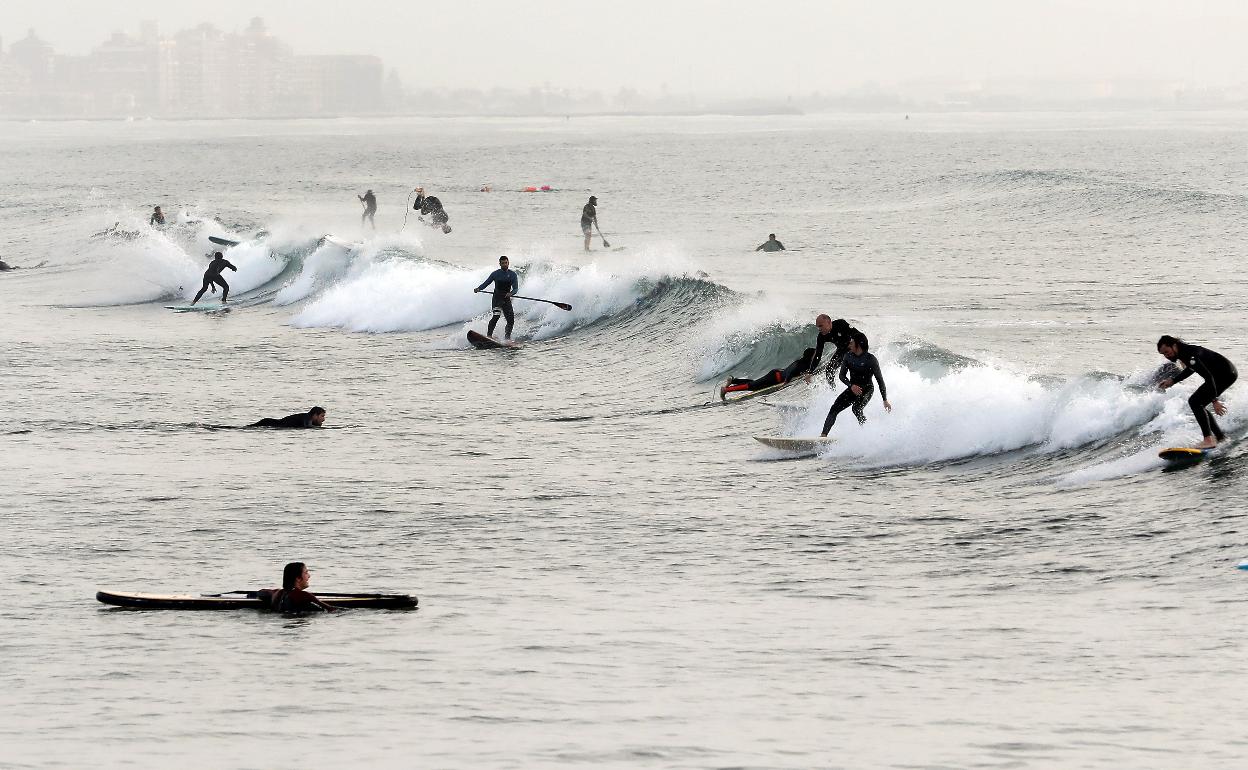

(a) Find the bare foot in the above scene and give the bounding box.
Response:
[1198,437,1218,449]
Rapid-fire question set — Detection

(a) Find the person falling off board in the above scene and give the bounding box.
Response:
[1156,335,1238,448]
[191,251,237,305]
[474,255,519,341]
[413,188,451,233]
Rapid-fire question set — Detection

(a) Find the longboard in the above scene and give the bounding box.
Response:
[165,304,231,313]
[208,236,240,247]
[467,330,518,350]
[754,436,835,451]
[720,379,798,404]
[1159,446,1211,467]
[96,589,417,611]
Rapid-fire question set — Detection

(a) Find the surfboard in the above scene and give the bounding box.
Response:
[467,330,517,349]
[96,589,417,611]
[720,378,798,404]
[165,304,231,313]
[208,236,240,247]
[1158,447,1211,466]
[753,436,834,451]
[323,235,359,249]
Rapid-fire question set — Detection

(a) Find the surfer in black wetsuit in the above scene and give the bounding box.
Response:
[0,259,14,271]
[821,331,892,436]
[359,189,377,229]
[248,406,327,429]
[755,234,785,252]
[581,196,598,252]
[474,255,519,340]
[265,562,336,613]
[721,348,817,398]
[413,188,451,233]
[805,315,857,384]
[191,252,237,305]
[150,206,166,226]
[1157,335,1238,448]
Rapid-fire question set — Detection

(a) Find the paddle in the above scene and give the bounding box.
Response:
[474,289,572,311]
[595,222,610,248]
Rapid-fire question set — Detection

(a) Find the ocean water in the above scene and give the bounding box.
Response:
[2,113,1246,769]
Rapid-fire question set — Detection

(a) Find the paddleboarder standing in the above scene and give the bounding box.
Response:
[1157,335,1238,448]
[474,255,519,341]
[358,189,377,229]
[581,196,598,252]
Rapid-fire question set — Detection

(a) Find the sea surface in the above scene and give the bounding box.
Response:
[1,112,1246,769]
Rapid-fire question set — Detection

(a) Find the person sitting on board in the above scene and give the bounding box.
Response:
[755,234,785,252]
[581,195,599,252]
[820,331,892,437]
[247,406,327,429]
[721,348,817,399]
[358,189,377,229]
[1156,335,1238,449]
[191,251,237,305]
[804,315,857,384]
[150,205,166,226]
[474,255,519,341]
[413,188,451,233]
[267,562,336,613]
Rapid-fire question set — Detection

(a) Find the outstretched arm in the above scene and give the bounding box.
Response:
[872,356,888,402]
[226,260,238,271]
[475,272,495,293]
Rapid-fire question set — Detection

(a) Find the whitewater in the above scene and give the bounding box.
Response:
[2,113,1246,769]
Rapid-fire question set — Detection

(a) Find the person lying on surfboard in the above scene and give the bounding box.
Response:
[191,252,237,305]
[265,562,337,613]
[474,256,519,341]
[821,331,892,437]
[247,406,327,429]
[805,316,857,385]
[720,348,817,399]
[1157,335,1238,449]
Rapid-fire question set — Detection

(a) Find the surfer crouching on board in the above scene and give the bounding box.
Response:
[805,315,857,384]
[475,256,519,341]
[191,251,237,305]
[821,331,892,437]
[248,406,327,429]
[267,562,336,613]
[1157,335,1238,448]
[721,348,817,399]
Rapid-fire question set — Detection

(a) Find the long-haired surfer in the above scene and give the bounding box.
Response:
[820,331,892,436]
[1157,335,1238,448]
[267,562,336,613]
[191,251,237,305]
[413,188,451,233]
[474,255,519,341]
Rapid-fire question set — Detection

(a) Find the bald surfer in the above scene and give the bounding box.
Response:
[1157,335,1238,448]
[413,188,451,233]
[581,196,599,251]
[191,251,237,305]
[475,256,519,341]
[804,315,857,384]
[247,406,327,429]
[755,234,785,252]
[358,189,377,229]
[821,331,892,436]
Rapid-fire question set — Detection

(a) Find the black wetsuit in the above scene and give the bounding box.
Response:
[822,350,888,435]
[0,260,13,271]
[581,202,597,235]
[755,238,785,252]
[1168,342,1238,440]
[727,350,816,393]
[192,256,237,304]
[263,588,328,613]
[248,412,320,429]
[809,325,857,381]
[360,192,377,227]
[414,193,449,227]
[475,267,519,339]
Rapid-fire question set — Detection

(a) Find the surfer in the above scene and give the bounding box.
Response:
[474,256,519,340]
[804,316,857,384]
[1156,335,1238,448]
[820,331,892,437]
[413,188,451,233]
[755,234,785,252]
[247,406,327,429]
[581,195,599,251]
[191,252,237,305]
[267,562,336,613]
[721,348,817,398]
[358,189,377,229]
[150,206,166,226]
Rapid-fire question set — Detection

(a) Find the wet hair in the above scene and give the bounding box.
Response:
[831,318,851,333]
[308,406,326,416]
[213,251,223,258]
[851,331,869,352]
[769,233,776,239]
[1157,335,1183,349]
[282,562,305,590]
[499,255,509,263]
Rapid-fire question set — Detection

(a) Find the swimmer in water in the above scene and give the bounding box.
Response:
[755,234,785,252]
[247,406,327,429]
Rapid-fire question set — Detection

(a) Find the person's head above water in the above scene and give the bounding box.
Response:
[499,255,510,269]
[308,406,327,427]
[850,331,869,354]
[588,195,597,204]
[213,251,223,259]
[282,561,309,591]
[153,206,162,213]
[769,233,777,240]
[1157,335,1184,361]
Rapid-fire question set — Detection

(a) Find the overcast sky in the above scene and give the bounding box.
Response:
[6,0,1248,93]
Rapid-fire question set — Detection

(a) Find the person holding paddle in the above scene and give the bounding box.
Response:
[581,195,601,251]
[474,255,520,341]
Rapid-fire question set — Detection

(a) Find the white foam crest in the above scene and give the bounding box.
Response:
[777,362,1166,466]
[272,231,425,306]
[693,299,808,381]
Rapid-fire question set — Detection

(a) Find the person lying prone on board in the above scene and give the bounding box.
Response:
[247,406,327,429]
[720,348,817,398]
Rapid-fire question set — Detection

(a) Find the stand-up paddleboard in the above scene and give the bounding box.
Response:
[467,330,518,350]
[208,236,240,247]
[96,589,417,611]
[1159,447,1212,467]
[165,303,231,313]
[754,436,834,452]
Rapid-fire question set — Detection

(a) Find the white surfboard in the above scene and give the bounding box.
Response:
[753,436,834,451]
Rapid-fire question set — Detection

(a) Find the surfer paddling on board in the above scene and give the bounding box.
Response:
[1157,335,1238,448]
[247,406,327,429]
[581,196,599,251]
[266,562,336,613]
[358,189,377,229]
[474,256,519,342]
[821,331,892,437]
[805,316,857,384]
[413,188,451,233]
[755,234,785,252]
[191,251,237,305]
[721,348,817,399]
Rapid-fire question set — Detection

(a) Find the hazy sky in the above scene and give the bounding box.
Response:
[6,0,1248,93]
